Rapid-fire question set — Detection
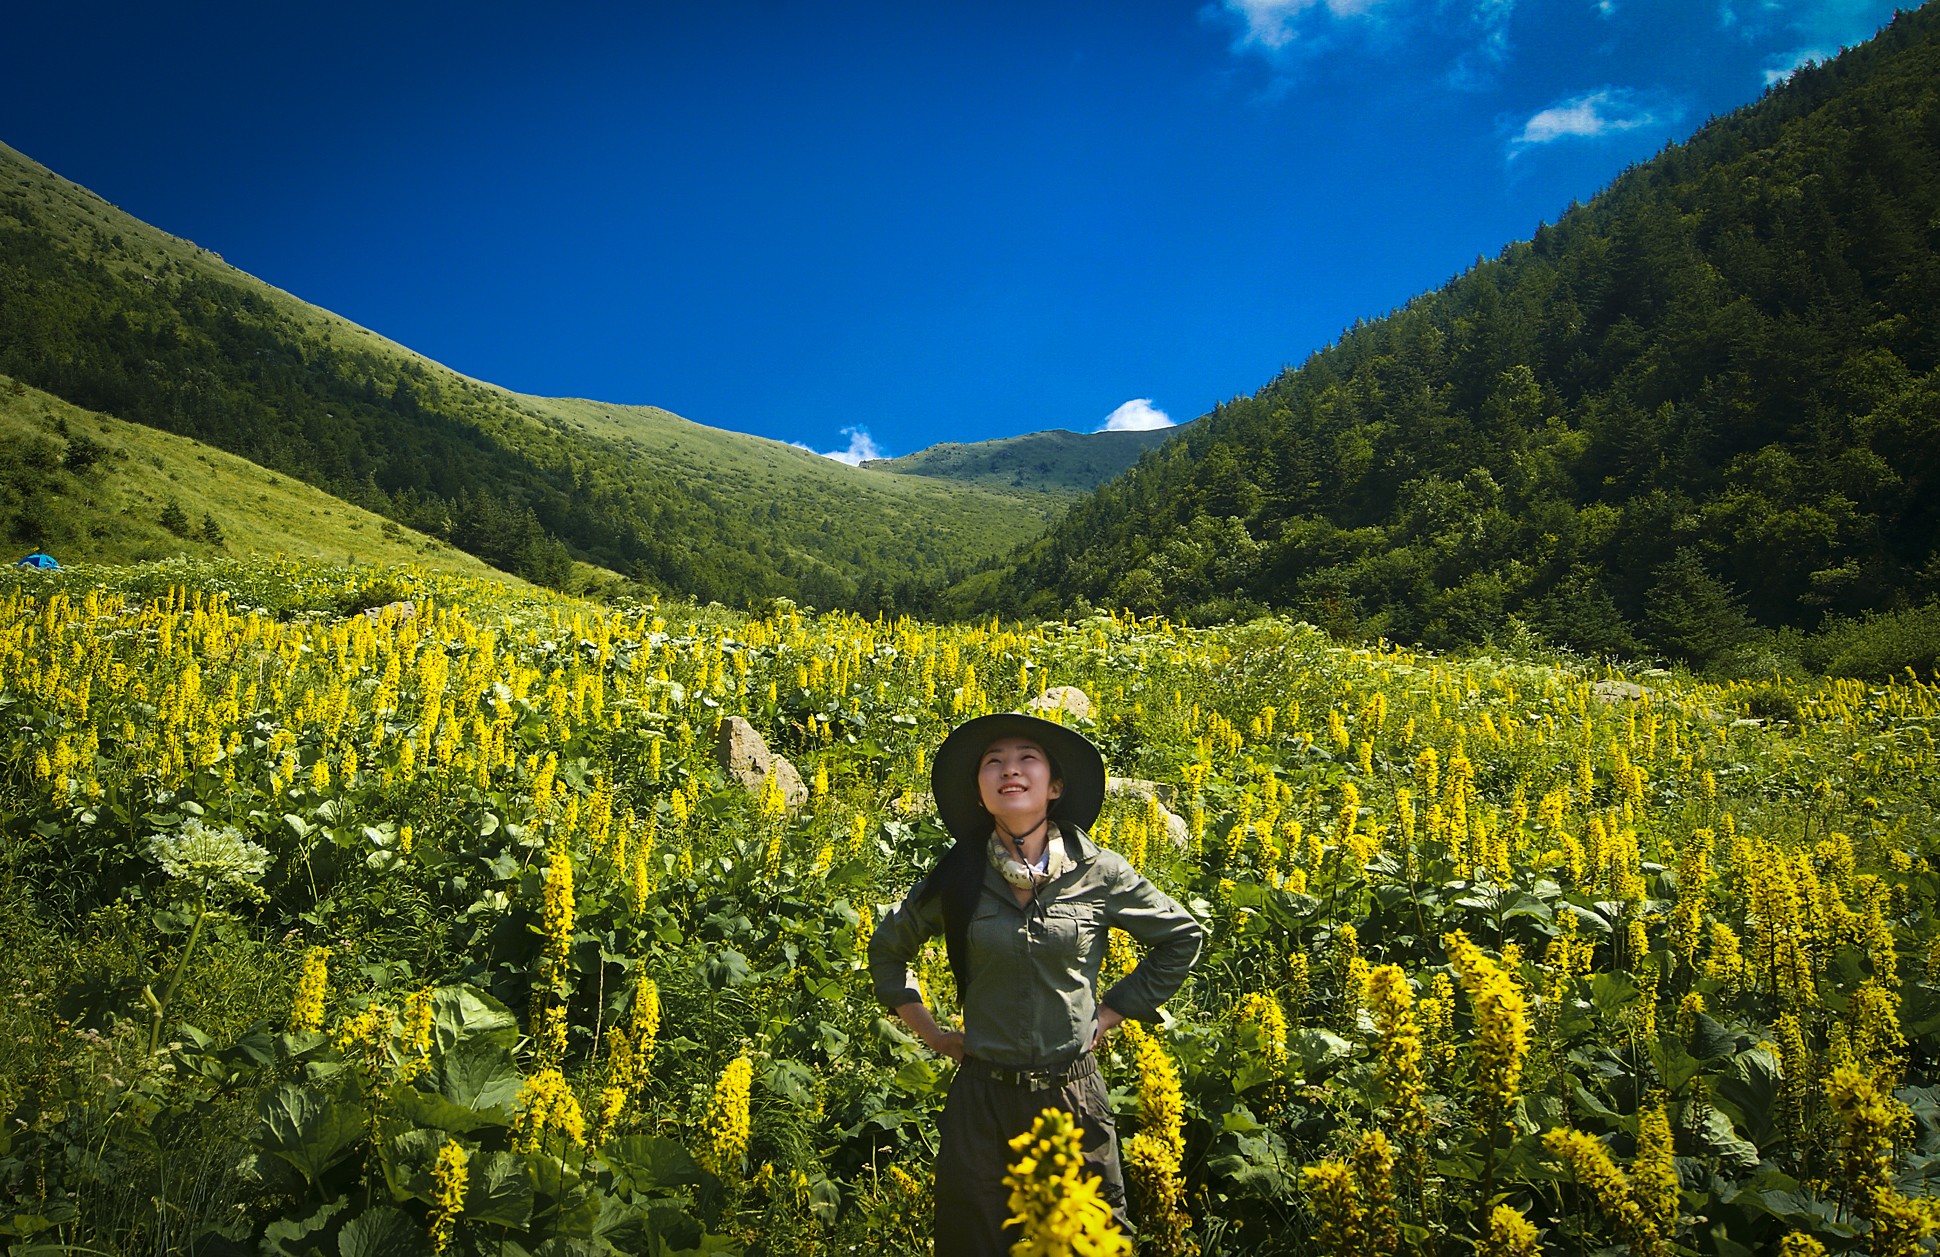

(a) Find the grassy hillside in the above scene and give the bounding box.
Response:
[863,423,1186,496]
[969,6,1940,672]
[0,371,510,577]
[0,140,1056,608]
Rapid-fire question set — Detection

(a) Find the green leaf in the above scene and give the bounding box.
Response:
[1690,1012,1740,1060]
[1714,1048,1782,1148]
[645,1202,704,1253]
[703,948,752,988]
[466,1151,535,1229]
[337,1206,420,1257]
[432,984,519,1053]
[259,1197,349,1257]
[1291,1028,1352,1071]
[259,1080,367,1185]
[435,1036,523,1119]
[379,1128,445,1203]
[1589,973,1640,1021]
[762,1059,818,1106]
[389,1085,500,1135]
[601,1136,702,1193]
[1687,1108,1761,1171]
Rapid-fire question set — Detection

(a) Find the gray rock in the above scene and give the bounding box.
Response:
[713,716,808,807]
[1590,680,1648,704]
[1106,777,1190,849]
[1028,686,1094,721]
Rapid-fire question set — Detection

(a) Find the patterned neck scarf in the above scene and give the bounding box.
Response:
[987,823,1073,890]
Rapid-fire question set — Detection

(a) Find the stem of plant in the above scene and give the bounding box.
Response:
[149,899,208,1054]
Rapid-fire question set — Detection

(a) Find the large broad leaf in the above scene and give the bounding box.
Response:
[1686,1107,1761,1171]
[1901,1085,1940,1155]
[378,1128,446,1204]
[464,1150,536,1230]
[1714,1048,1783,1148]
[389,1085,499,1135]
[337,1206,421,1257]
[602,1136,703,1194]
[259,1197,348,1257]
[1291,1028,1352,1072]
[762,1059,818,1106]
[1690,1012,1741,1060]
[259,1080,367,1185]
[436,1035,523,1119]
[1588,973,1641,1021]
[432,985,519,1053]
[647,1202,706,1253]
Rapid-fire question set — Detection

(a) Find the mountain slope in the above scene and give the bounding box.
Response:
[968,6,1940,663]
[0,140,1055,608]
[0,371,506,577]
[863,423,1187,497]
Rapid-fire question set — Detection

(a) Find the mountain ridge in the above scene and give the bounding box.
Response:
[861,423,1188,496]
[0,138,1059,609]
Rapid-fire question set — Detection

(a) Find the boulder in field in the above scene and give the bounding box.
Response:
[1028,686,1093,721]
[714,716,808,807]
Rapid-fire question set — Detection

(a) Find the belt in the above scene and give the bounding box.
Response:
[960,1052,1097,1092]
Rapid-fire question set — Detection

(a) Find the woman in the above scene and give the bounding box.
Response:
[869,712,1203,1255]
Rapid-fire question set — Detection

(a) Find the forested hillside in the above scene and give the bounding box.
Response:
[973,6,1940,667]
[864,423,1185,496]
[0,142,1054,606]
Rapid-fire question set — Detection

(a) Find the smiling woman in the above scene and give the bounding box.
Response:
[868,712,1203,1256]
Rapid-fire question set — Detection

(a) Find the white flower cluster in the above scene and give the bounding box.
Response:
[147,819,271,901]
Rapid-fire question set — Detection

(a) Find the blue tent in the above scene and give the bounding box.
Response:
[15,552,59,570]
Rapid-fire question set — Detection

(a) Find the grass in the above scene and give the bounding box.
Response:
[0,372,509,577]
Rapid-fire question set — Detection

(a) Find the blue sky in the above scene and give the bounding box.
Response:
[1,0,1908,461]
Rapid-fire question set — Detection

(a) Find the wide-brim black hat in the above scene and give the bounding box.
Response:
[931,712,1107,845]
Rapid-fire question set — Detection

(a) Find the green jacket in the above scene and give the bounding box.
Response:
[870,826,1203,1068]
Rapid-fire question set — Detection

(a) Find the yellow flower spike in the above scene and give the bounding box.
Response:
[1299,1159,1364,1257]
[513,1067,586,1153]
[699,1053,754,1181]
[291,946,330,1034]
[428,1139,469,1254]
[1478,1204,1543,1257]
[1542,1128,1663,1257]
[1634,1099,1679,1239]
[1002,1108,1132,1257]
[1444,930,1531,1129]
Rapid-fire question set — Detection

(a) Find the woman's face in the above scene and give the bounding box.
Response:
[977,736,1063,830]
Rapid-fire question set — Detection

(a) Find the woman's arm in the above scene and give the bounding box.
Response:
[868,876,965,1060]
[895,1000,967,1063]
[1099,855,1204,1022]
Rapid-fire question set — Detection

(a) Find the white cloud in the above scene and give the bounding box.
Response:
[1763,46,1828,84]
[1095,399,1176,433]
[1445,0,1518,90]
[1512,89,1660,148]
[792,426,885,466]
[1219,0,1390,52]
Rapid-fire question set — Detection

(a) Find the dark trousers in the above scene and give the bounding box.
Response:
[932,1056,1129,1257]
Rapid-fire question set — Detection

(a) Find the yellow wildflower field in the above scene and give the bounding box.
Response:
[0,559,1933,1255]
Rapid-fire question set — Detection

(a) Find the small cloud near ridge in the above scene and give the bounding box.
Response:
[1096,399,1175,433]
[792,426,884,466]
[1512,88,1659,148]
[1764,47,1829,85]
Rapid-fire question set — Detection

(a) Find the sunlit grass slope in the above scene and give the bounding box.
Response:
[862,424,1187,497]
[0,140,1057,606]
[0,372,504,577]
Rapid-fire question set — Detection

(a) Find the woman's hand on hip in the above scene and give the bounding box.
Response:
[1091,1004,1125,1050]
